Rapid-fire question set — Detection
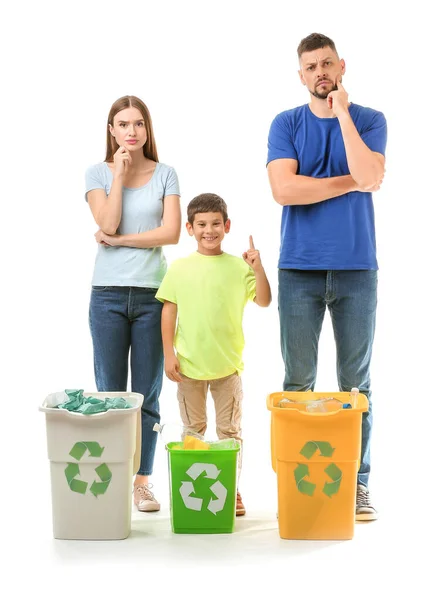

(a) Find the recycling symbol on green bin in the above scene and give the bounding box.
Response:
[64,442,112,497]
[294,441,342,498]
[180,463,227,514]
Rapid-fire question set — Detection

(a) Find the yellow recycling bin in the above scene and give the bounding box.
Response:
[267,390,368,540]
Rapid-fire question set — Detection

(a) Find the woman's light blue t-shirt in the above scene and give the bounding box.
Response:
[85,162,180,287]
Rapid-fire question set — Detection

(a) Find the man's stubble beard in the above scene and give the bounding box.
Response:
[311,83,338,100]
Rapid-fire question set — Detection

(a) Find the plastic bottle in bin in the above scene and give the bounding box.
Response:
[153,422,182,444]
[278,397,340,411]
[278,388,359,412]
[153,422,208,448]
[305,397,344,412]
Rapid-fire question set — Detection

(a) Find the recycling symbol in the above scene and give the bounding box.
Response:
[294,441,342,498]
[180,463,227,514]
[64,442,112,497]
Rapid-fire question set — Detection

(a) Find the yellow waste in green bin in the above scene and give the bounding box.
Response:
[167,439,240,534]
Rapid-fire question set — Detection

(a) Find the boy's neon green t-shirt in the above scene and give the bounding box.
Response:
[156,252,256,380]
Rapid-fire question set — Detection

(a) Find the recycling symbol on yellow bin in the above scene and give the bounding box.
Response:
[64,442,112,497]
[294,441,342,497]
[180,463,227,514]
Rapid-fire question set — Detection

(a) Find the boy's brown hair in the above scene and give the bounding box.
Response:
[187,193,228,225]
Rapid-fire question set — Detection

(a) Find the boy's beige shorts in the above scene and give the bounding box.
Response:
[176,372,243,468]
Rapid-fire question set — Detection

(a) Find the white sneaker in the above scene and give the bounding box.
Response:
[133,483,160,512]
[356,484,378,521]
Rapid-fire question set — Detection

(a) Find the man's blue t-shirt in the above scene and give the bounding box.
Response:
[267,103,387,270]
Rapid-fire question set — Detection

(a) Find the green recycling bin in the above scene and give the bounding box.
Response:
[167,439,240,534]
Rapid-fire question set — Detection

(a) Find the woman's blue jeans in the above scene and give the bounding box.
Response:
[89,286,163,476]
[278,269,377,487]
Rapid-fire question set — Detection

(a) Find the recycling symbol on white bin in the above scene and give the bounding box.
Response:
[180,463,227,514]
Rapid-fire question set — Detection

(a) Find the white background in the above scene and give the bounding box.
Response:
[2,0,433,598]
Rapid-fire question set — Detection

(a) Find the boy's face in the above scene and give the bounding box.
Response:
[186,211,231,255]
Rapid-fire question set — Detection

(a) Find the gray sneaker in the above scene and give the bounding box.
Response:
[356,484,378,521]
[133,483,160,512]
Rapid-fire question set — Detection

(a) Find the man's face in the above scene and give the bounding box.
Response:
[298,46,345,100]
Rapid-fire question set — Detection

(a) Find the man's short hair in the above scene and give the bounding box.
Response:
[297,33,338,59]
[187,193,229,225]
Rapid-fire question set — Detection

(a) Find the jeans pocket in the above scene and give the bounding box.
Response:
[92,286,110,291]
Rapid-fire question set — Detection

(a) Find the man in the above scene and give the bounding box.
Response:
[267,33,387,520]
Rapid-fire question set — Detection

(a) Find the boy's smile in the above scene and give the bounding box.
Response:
[186,211,231,256]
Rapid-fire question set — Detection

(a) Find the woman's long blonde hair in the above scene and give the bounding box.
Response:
[105,95,159,163]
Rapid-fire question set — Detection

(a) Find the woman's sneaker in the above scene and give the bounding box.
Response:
[133,483,160,512]
[356,484,377,521]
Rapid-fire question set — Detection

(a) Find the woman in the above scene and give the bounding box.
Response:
[85,95,181,511]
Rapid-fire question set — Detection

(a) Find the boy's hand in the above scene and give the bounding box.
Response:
[165,354,182,383]
[243,235,263,272]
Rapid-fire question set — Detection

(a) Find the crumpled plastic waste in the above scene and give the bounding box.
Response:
[175,437,238,451]
[49,389,132,414]
[276,388,359,412]
[183,435,210,450]
[153,422,238,450]
[277,396,345,412]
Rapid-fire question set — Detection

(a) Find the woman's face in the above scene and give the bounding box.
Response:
[109,107,147,152]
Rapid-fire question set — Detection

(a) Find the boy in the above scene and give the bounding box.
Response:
[156,193,271,516]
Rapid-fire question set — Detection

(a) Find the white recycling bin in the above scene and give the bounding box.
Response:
[40,392,143,540]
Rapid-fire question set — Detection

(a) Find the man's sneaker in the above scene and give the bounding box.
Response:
[133,483,160,512]
[236,490,246,516]
[356,484,378,521]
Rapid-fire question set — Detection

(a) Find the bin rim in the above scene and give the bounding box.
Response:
[166,440,241,453]
[266,390,368,415]
[39,391,143,418]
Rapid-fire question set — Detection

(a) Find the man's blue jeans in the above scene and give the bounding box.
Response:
[278,269,377,487]
[89,286,163,476]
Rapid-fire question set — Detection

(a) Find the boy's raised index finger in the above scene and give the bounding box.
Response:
[249,235,255,250]
[336,73,344,88]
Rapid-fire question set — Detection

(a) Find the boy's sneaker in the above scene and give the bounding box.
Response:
[356,484,378,521]
[134,483,160,512]
[236,490,246,516]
